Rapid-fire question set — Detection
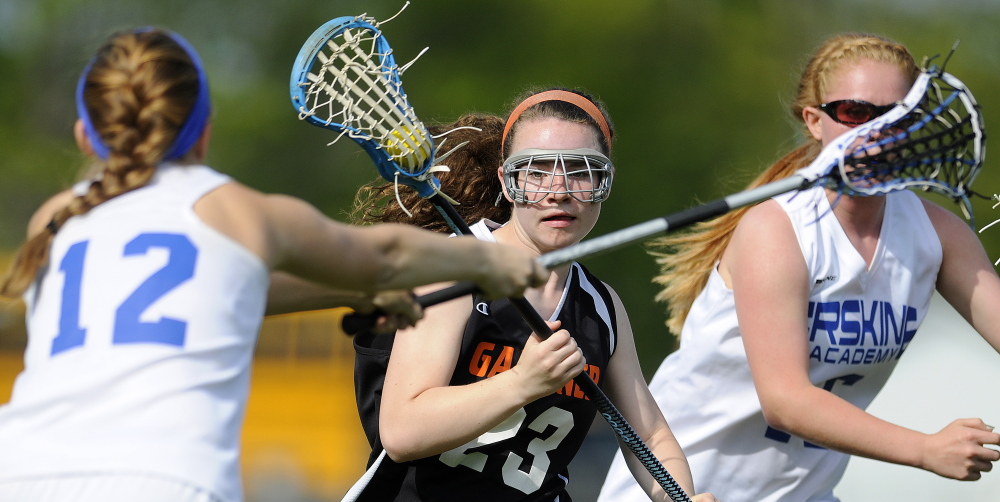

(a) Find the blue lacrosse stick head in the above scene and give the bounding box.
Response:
[290,15,440,198]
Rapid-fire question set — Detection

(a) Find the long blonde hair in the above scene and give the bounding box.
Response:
[0,29,205,297]
[650,33,919,335]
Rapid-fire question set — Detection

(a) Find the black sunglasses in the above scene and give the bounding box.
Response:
[818,99,897,126]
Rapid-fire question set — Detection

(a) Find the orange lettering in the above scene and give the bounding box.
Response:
[548,365,604,400]
[486,346,514,377]
[469,342,495,377]
[587,364,601,384]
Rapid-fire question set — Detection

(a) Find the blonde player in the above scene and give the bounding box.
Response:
[598,33,1000,502]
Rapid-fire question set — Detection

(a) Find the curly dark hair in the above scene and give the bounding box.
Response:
[350,114,511,233]
[349,88,614,233]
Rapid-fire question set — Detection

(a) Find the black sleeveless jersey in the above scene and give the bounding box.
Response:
[351,261,618,502]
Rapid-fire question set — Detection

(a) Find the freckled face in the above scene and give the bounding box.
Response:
[499,117,604,254]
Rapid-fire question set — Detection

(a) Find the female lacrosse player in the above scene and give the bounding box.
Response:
[348,89,718,502]
[0,28,547,502]
[598,33,1000,502]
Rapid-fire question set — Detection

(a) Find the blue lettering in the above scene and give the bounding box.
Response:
[874,348,896,363]
[807,299,921,365]
[901,306,918,344]
[839,300,861,346]
[52,241,89,355]
[885,302,899,345]
[810,302,839,343]
[765,426,791,443]
[861,301,878,346]
[50,233,195,356]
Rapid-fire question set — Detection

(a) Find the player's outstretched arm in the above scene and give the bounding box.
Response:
[265,272,420,332]
[193,182,545,299]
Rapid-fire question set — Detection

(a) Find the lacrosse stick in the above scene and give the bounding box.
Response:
[290,9,470,228]
[290,13,694,502]
[348,65,985,326]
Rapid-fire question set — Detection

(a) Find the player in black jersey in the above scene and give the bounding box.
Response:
[349,89,718,502]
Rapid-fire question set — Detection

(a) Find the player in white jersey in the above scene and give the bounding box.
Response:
[0,28,547,502]
[598,33,1000,502]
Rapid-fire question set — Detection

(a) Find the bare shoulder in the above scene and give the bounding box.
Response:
[722,199,802,282]
[196,181,327,228]
[738,199,793,232]
[729,199,797,255]
[194,181,264,232]
[918,196,986,260]
[396,288,473,347]
[598,280,628,320]
[197,181,270,213]
[598,280,638,353]
[195,181,323,266]
[27,189,76,237]
[600,280,621,301]
[918,196,968,231]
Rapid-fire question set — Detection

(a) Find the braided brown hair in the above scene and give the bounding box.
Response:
[0,29,204,297]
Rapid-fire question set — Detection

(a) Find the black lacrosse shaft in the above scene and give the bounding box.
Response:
[342,197,733,332]
[344,197,737,325]
[345,174,811,320]
[427,195,692,502]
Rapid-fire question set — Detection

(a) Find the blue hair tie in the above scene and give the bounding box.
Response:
[75,28,211,161]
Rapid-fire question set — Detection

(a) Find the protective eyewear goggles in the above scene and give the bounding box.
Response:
[502,148,614,204]
[818,99,898,126]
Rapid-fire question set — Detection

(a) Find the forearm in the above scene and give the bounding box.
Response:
[764,385,924,468]
[266,200,500,294]
[374,226,493,291]
[380,370,533,462]
[265,271,373,316]
[621,434,697,501]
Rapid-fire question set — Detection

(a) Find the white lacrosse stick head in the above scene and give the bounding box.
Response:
[797,68,984,211]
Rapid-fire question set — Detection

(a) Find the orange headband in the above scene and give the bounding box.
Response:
[501,90,613,154]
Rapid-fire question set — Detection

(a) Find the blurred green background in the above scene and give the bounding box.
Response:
[4,0,998,373]
[3,0,1000,385]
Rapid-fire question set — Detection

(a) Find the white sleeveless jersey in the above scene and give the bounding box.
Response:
[0,164,269,502]
[598,187,942,502]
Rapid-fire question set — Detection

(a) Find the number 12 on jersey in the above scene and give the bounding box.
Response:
[51,233,197,355]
